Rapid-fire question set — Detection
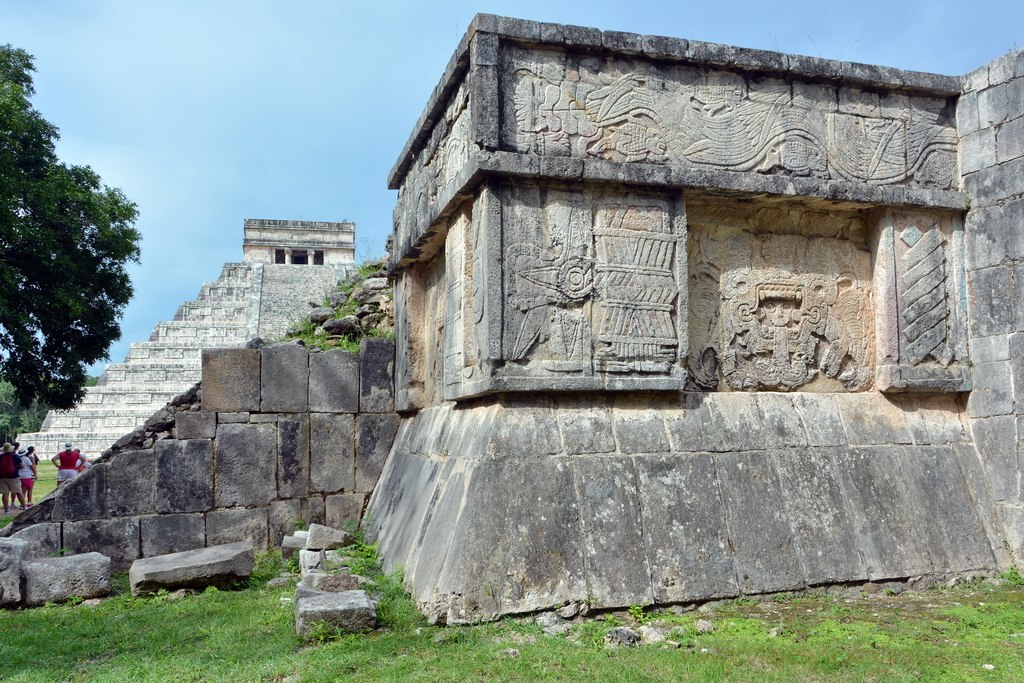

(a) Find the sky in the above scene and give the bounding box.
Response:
[2,0,1022,373]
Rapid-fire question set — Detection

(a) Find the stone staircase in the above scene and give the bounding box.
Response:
[18,263,254,457]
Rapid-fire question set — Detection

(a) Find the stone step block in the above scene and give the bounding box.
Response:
[21,552,112,607]
[295,591,376,636]
[128,540,254,596]
[0,539,28,607]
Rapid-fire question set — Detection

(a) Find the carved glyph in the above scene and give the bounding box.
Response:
[503,46,956,190]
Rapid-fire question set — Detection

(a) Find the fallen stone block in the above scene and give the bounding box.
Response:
[129,541,254,596]
[0,539,28,607]
[304,523,354,551]
[295,590,377,636]
[298,572,363,593]
[282,535,305,561]
[22,553,112,607]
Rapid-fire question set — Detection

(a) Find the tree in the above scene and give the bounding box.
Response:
[0,45,140,409]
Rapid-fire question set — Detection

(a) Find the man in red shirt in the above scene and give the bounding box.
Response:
[51,443,84,486]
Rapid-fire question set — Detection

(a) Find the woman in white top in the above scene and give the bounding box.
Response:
[16,446,37,507]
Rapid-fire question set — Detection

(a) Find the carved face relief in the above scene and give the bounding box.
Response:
[709,233,874,392]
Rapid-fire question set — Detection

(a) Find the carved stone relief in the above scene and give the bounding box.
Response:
[502,46,956,190]
[688,200,875,392]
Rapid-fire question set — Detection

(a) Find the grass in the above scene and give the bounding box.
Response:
[1,459,58,528]
[1,547,1024,682]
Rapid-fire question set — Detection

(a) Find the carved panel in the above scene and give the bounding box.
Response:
[502,46,956,190]
[688,201,875,392]
[874,209,968,392]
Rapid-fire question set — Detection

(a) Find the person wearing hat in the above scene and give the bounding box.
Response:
[52,443,85,486]
[0,443,26,514]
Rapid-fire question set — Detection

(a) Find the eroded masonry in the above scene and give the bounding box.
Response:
[369,15,1024,623]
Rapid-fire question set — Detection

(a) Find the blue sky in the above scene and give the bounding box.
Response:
[2,0,1021,373]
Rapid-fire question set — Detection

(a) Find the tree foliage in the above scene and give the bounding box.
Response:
[0,379,48,439]
[0,45,140,409]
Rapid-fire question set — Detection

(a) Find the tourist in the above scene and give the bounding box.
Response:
[17,445,37,507]
[74,448,92,473]
[52,442,83,486]
[0,442,26,514]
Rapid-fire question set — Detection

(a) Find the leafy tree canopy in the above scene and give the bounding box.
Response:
[0,44,140,409]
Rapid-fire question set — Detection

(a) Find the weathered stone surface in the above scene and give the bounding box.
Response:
[355,413,400,492]
[206,508,269,550]
[834,394,913,446]
[325,494,366,530]
[0,539,27,606]
[214,423,276,507]
[558,403,615,454]
[309,414,355,494]
[64,517,140,571]
[140,514,206,558]
[295,591,376,636]
[282,535,305,561]
[261,343,309,413]
[201,348,260,412]
[175,411,216,440]
[305,523,355,551]
[155,439,213,513]
[612,400,670,454]
[278,416,309,499]
[129,540,254,596]
[52,464,107,521]
[22,553,111,607]
[302,496,326,528]
[635,453,737,603]
[9,523,61,561]
[359,338,395,412]
[715,451,804,594]
[309,350,359,413]
[105,450,156,517]
[269,499,302,548]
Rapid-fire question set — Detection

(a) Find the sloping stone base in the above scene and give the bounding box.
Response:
[367,393,1005,624]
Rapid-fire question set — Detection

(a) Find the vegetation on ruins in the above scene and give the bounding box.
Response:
[0,45,140,410]
[1,549,1023,681]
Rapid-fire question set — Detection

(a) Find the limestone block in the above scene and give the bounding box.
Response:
[206,508,269,550]
[0,539,27,606]
[355,413,400,492]
[664,393,729,452]
[282,535,305,561]
[968,266,1015,338]
[201,348,260,412]
[558,402,615,455]
[305,523,355,551]
[105,450,157,517]
[834,394,913,446]
[634,453,738,603]
[960,128,997,174]
[52,464,107,521]
[571,457,653,608]
[277,416,309,499]
[309,414,354,494]
[218,412,249,423]
[9,523,61,561]
[214,423,277,508]
[967,361,1014,418]
[359,338,395,413]
[155,439,213,514]
[261,344,309,413]
[970,416,1018,502]
[309,350,359,413]
[832,447,931,580]
[64,517,140,571]
[140,514,206,558]
[269,499,302,548]
[486,404,561,458]
[129,540,254,596]
[325,494,366,530]
[612,399,670,454]
[715,451,804,594]
[21,553,111,607]
[772,448,865,584]
[295,591,376,636]
[175,411,216,439]
[301,496,326,528]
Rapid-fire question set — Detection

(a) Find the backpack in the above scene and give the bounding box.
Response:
[0,451,20,478]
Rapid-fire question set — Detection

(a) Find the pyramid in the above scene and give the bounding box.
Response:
[18,219,355,457]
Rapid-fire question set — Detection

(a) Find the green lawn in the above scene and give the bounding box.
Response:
[1,554,1023,683]
[1,460,57,528]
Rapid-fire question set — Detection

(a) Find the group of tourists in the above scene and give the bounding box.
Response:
[0,441,92,515]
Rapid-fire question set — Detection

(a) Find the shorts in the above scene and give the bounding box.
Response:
[0,478,22,494]
[57,469,77,482]
[20,478,34,491]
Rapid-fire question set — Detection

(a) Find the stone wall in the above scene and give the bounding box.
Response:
[958,49,1024,561]
[246,263,350,341]
[3,339,398,571]
[369,15,1019,623]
